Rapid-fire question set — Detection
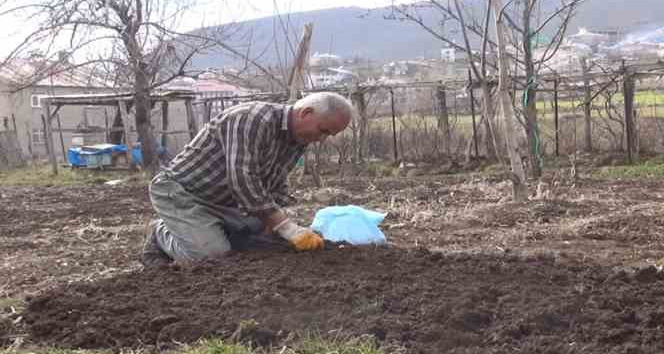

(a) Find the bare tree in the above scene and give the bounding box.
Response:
[506,0,583,178]
[492,0,527,201]
[394,0,582,179]
[0,0,264,172]
[392,0,502,161]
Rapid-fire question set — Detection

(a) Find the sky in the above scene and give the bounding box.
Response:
[183,0,390,30]
[0,0,393,58]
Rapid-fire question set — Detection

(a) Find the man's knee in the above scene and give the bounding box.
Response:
[154,220,231,263]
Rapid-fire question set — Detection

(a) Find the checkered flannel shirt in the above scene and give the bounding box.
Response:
[164,102,306,214]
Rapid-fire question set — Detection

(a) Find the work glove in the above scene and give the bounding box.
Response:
[274,218,324,251]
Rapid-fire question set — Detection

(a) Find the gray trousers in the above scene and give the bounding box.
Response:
[149,173,286,263]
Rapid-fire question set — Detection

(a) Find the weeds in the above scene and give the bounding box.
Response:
[592,162,664,179]
[0,164,145,186]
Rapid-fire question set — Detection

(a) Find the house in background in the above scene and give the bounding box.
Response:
[308,67,357,88]
[163,71,257,118]
[0,56,113,161]
[307,52,359,88]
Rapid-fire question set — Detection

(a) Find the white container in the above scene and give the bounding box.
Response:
[71,136,84,146]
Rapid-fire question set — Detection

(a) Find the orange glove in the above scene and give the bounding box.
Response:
[274,219,324,251]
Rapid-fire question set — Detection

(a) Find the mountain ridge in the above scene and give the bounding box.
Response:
[187,0,664,69]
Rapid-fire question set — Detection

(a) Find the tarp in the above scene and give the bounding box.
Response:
[68,144,136,167]
[311,205,387,245]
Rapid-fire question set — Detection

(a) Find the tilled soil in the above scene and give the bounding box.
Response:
[5,173,664,352]
[22,246,664,353]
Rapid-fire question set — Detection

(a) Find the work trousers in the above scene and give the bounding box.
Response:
[149,172,289,263]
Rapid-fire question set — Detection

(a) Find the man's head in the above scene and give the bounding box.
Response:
[290,92,354,144]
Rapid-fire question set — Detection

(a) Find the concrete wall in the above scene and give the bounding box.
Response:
[0,84,196,163]
[7,86,111,161]
[0,83,13,132]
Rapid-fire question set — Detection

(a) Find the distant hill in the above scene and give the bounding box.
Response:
[187,0,664,69]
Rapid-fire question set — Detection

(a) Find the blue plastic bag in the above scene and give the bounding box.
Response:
[311,205,387,245]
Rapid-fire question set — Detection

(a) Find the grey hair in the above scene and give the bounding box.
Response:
[294,92,355,120]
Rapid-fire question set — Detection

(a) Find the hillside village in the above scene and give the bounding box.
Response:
[5,21,663,164]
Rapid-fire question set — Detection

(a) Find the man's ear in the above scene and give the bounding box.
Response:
[301,106,315,118]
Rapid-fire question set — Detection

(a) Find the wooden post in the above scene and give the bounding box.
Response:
[351,90,368,162]
[623,62,636,164]
[390,88,398,164]
[184,99,197,140]
[554,78,560,157]
[55,112,66,161]
[161,101,169,148]
[287,23,314,102]
[581,58,593,152]
[40,114,50,156]
[24,121,34,163]
[104,108,110,143]
[43,100,58,175]
[204,102,212,123]
[468,70,479,158]
[118,100,133,164]
[436,84,450,156]
[287,23,319,187]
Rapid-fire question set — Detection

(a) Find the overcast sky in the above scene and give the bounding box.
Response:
[185,0,391,29]
[0,0,394,58]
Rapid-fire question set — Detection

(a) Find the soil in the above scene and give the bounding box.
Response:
[4,172,664,352]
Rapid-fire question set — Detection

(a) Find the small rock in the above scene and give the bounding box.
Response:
[411,210,435,223]
[406,169,425,178]
[634,266,662,283]
[149,314,180,330]
[312,188,344,203]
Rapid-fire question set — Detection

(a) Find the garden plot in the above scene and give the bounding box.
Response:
[2,174,664,353]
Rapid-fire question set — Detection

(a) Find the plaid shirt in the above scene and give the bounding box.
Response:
[164,102,306,214]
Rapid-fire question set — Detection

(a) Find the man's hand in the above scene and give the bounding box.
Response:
[274,219,324,251]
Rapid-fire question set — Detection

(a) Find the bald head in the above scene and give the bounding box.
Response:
[290,92,354,144]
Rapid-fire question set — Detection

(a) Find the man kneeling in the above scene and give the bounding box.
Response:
[142,92,354,266]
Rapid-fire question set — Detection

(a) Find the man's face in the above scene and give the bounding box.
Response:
[293,106,350,144]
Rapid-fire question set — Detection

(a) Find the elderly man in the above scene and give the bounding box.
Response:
[142,92,354,266]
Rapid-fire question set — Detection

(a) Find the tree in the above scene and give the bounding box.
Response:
[506,0,583,178]
[392,0,501,161]
[0,0,254,172]
[393,0,582,179]
[491,0,527,201]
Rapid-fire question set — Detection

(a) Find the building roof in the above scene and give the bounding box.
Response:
[161,73,256,95]
[45,90,196,106]
[0,58,113,90]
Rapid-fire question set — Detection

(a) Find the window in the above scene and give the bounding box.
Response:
[31,94,46,108]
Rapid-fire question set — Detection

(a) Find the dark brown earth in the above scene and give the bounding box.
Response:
[20,246,664,354]
[4,172,664,352]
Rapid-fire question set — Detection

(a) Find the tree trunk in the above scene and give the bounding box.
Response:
[492,0,528,201]
[134,62,158,174]
[480,81,498,160]
[522,0,542,178]
[581,57,593,152]
[523,83,541,178]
